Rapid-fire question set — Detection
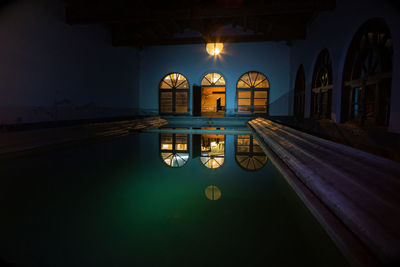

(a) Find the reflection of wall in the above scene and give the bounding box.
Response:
[289,0,400,133]
[139,42,291,116]
[0,0,140,125]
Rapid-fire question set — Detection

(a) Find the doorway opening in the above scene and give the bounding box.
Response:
[200,73,226,117]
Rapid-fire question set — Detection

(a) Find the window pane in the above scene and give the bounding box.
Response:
[175,134,188,151]
[215,76,225,85]
[238,99,251,106]
[160,81,172,89]
[254,99,267,106]
[237,80,250,88]
[160,92,172,113]
[249,72,259,86]
[254,91,267,99]
[176,80,189,89]
[175,92,188,113]
[201,77,211,86]
[238,105,251,113]
[238,91,251,99]
[241,74,251,87]
[254,105,267,113]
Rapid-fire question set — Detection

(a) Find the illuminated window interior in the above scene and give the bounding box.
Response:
[237,72,269,114]
[200,133,225,169]
[200,73,226,116]
[160,132,189,167]
[159,73,189,115]
[235,135,267,171]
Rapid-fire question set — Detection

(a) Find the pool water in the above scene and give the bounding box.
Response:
[0,132,349,267]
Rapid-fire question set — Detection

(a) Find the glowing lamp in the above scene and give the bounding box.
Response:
[206,43,223,56]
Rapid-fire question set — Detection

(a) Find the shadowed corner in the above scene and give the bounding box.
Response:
[0,257,21,267]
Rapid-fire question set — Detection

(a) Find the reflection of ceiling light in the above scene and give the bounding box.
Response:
[205,185,221,200]
[162,144,169,149]
[206,43,223,56]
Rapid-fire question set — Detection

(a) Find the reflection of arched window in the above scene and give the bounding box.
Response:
[160,133,189,167]
[311,50,333,120]
[294,65,306,118]
[159,73,189,115]
[235,135,267,171]
[200,73,226,114]
[236,71,269,114]
[341,19,393,127]
[200,134,225,169]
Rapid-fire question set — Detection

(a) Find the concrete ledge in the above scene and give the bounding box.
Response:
[0,116,167,158]
[249,118,400,267]
[162,116,256,127]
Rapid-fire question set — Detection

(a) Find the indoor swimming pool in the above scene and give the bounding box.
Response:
[0,131,349,267]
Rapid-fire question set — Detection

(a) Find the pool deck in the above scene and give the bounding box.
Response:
[249,118,400,267]
[0,116,167,159]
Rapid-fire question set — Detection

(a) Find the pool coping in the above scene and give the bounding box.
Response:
[249,119,383,267]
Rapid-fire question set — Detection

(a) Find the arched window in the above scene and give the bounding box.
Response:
[235,135,267,171]
[311,50,333,120]
[341,18,393,127]
[159,73,189,115]
[200,73,226,115]
[160,133,189,167]
[236,71,269,114]
[200,134,225,169]
[293,65,306,118]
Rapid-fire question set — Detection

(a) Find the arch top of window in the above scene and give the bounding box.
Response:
[160,73,189,89]
[201,73,226,87]
[237,72,269,89]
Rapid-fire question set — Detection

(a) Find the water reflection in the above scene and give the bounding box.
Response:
[235,135,267,171]
[205,185,221,200]
[200,134,225,169]
[160,133,189,167]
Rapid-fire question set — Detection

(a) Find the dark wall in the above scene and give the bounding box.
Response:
[0,0,140,125]
[289,0,400,133]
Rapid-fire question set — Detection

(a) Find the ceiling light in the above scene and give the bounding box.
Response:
[206,43,223,56]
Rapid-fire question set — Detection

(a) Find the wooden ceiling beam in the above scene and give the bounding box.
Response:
[65,0,336,25]
[111,26,306,46]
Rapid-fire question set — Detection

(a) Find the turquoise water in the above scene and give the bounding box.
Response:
[0,132,349,267]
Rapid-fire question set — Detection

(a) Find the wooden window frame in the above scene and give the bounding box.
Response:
[311,49,333,120]
[159,73,190,116]
[236,71,270,115]
[341,18,393,128]
[293,65,306,118]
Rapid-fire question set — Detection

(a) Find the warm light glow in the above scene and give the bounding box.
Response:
[162,144,169,150]
[206,43,223,56]
[205,185,221,200]
[211,141,217,147]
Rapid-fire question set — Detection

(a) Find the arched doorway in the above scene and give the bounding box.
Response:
[200,73,226,117]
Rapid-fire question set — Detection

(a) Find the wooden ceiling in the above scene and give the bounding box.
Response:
[64,0,336,46]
